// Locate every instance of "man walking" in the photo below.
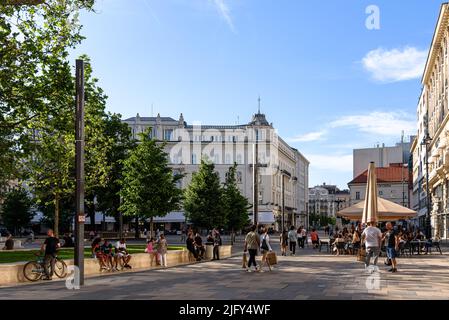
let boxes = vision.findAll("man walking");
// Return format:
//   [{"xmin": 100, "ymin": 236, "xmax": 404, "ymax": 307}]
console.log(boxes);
[
  {"xmin": 361, "ymin": 222, "xmax": 382, "ymax": 272},
  {"xmin": 40, "ymin": 229, "xmax": 60, "ymax": 280},
  {"xmin": 383, "ymin": 222, "xmax": 399, "ymax": 273},
  {"xmin": 288, "ymin": 226, "xmax": 297, "ymax": 256}
]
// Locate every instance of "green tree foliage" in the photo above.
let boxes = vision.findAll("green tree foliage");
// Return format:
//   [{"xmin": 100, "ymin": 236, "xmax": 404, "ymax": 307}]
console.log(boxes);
[
  {"xmin": 223, "ymin": 163, "xmax": 250, "ymax": 232},
  {"xmin": 184, "ymin": 159, "xmax": 226, "ymax": 230},
  {"xmin": 1, "ymin": 188, "xmax": 33, "ymax": 234},
  {"xmin": 96, "ymin": 113, "xmax": 135, "ymax": 226},
  {"xmin": 119, "ymin": 128, "xmax": 183, "ymax": 236}
]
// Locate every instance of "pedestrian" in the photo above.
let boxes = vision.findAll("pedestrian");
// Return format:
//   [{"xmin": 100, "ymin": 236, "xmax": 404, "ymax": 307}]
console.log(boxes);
[
  {"xmin": 383, "ymin": 222, "xmax": 399, "ymax": 273},
  {"xmin": 2, "ymin": 233, "xmax": 14, "ymax": 250},
  {"xmin": 288, "ymin": 226, "xmax": 297, "ymax": 256},
  {"xmin": 300, "ymin": 226, "xmax": 307, "ymax": 248},
  {"xmin": 361, "ymin": 221, "xmax": 382, "ymax": 272},
  {"xmin": 40, "ymin": 229, "xmax": 60, "ymax": 280},
  {"xmin": 145, "ymin": 237, "xmax": 158, "ymax": 266},
  {"xmin": 280, "ymin": 230, "xmax": 288, "ymax": 256},
  {"xmin": 297, "ymin": 226, "xmax": 303, "ymax": 249},
  {"xmin": 157, "ymin": 234, "xmax": 168, "ymax": 267},
  {"xmin": 244, "ymin": 225, "xmax": 260, "ymax": 272},
  {"xmin": 186, "ymin": 231, "xmax": 199, "ymax": 261},
  {"xmin": 180, "ymin": 228, "xmax": 186, "ymax": 243},
  {"xmin": 89, "ymin": 230, "xmax": 95, "ymax": 241},
  {"xmin": 259, "ymin": 227, "xmax": 272, "ymax": 272},
  {"xmin": 213, "ymin": 230, "xmax": 222, "ymax": 260},
  {"xmin": 310, "ymin": 228, "xmax": 319, "ymax": 249}
]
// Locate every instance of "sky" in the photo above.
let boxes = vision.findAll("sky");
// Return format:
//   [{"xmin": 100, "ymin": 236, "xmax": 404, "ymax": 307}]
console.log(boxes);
[{"xmin": 70, "ymin": 0, "xmax": 447, "ymax": 190}]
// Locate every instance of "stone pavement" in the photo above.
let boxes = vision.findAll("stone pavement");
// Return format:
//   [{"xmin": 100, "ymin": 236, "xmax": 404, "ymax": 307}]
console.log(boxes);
[{"xmin": 1, "ymin": 246, "xmax": 448, "ymax": 300}]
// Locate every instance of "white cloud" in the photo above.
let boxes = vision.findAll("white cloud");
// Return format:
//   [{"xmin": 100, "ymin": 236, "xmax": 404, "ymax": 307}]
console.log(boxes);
[
  {"xmin": 362, "ymin": 47, "xmax": 427, "ymax": 82},
  {"xmin": 330, "ymin": 111, "xmax": 416, "ymax": 136},
  {"xmin": 287, "ymin": 130, "xmax": 327, "ymax": 142},
  {"xmin": 212, "ymin": 0, "xmax": 236, "ymax": 33},
  {"xmin": 306, "ymin": 154, "xmax": 353, "ymax": 173}
]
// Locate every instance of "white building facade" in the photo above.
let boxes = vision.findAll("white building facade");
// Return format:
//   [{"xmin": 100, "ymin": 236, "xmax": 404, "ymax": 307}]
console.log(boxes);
[
  {"xmin": 414, "ymin": 3, "xmax": 449, "ymax": 239},
  {"xmin": 123, "ymin": 112, "xmax": 309, "ymax": 231}
]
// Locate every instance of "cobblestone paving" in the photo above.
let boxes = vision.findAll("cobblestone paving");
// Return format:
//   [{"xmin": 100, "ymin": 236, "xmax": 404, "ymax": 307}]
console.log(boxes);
[{"xmin": 1, "ymin": 248, "xmax": 448, "ymax": 300}]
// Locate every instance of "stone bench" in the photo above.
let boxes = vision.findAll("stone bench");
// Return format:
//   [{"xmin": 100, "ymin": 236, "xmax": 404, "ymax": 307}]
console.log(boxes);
[{"xmin": 0, "ymin": 245, "xmax": 232, "ymax": 286}]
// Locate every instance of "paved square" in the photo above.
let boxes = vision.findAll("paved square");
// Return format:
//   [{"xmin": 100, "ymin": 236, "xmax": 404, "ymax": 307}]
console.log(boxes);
[{"xmin": 1, "ymin": 248, "xmax": 448, "ymax": 300}]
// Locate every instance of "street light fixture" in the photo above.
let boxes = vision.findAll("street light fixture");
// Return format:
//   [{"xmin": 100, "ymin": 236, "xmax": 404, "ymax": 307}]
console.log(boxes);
[{"xmin": 421, "ymin": 131, "xmax": 432, "ymax": 239}]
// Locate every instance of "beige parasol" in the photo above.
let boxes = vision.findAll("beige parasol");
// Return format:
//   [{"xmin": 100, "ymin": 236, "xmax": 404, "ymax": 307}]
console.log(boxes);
[
  {"xmin": 337, "ymin": 197, "xmax": 417, "ymax": 221},
  {"xmin": 361, "ymin": 162, "xmax": 378, "ymax": 224}
]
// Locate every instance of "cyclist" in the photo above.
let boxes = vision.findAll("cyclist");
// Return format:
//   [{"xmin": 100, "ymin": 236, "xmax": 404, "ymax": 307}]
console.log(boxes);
[{"xmin": 40, "ymin": 229, "xmax": 60, "ymax": 280}]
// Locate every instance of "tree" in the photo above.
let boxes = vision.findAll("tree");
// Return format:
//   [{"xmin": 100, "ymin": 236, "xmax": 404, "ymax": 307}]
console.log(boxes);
[
  {"xmin": 223, "ymin": 163, "xmax": 250, "ymax": 237},
  {"xmin": 0, "ymin": 1, "xmax": 95, "ymax": 188},
  {"xmin": 96, "ymin": 112, "xmax": 135, "ymax": 230},
  {"xmin": 119, "ymin": 128, "xmax": 183, "ymax": 238},
  {"xmin": 184, "ymin": 159, "xmax": 226, "ymax": 230},
  {"xmin": 1, "ymin": 188, "xmax": 33, "ymax": 235}
]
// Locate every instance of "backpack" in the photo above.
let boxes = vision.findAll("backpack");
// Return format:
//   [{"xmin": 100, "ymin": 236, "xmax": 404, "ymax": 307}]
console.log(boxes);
[{"xmin": 261, "ymin": 235, "xmax": 269, "ymax": 251}]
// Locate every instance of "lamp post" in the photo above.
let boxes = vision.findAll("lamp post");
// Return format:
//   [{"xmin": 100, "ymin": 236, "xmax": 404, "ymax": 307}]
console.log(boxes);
[{"xmin": 421, "ymin": 131, "xmax": 432, "ymax": 239}]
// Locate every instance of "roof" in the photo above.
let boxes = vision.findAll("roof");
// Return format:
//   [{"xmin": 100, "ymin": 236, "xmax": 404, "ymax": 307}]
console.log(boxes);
[
  {"xmin": 123, "ymin": 117, "xmax": 177, "ymax": 122},
  {"xmin": 348, "ymin": 166, "xmax": 409, "ymax": 184}
]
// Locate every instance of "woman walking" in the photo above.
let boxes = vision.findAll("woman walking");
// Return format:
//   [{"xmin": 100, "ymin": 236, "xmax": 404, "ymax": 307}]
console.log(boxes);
[
  {"xmin": 244, "ymin": 225, "xmax": 260, "ymax": 272},
  {"xmin": 157, "ymin": 234, "xmax": 168, "ymax": 267},
  {"xmin": 259, "ymin": 227, "xmax": 272, "ymax": 272},
  {"xmin": 280, "ymin": 230, "xmax": 288, "ymax": 256},
  {"xmin": 145, "ymin": 237, "xmax": 158, "ymax": 266}
]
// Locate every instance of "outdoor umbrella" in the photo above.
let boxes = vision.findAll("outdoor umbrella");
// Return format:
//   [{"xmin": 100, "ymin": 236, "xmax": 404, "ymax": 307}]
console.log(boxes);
[
  {"xmin": 362, "ymin": 162, "xmax": 378, "ymax": 224},
  {"xmin": 337, "ymin": 197, "xmax": 417, "ymax": 221}
]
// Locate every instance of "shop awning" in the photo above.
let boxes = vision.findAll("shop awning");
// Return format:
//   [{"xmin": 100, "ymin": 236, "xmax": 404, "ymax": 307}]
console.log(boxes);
[
  {"xmin": 248, "ymin": 211, "xmax": 275, "ymax": 224},
  {"xmin": 151, "ymin": 211, "xmax": 186, "ymax": 223}
]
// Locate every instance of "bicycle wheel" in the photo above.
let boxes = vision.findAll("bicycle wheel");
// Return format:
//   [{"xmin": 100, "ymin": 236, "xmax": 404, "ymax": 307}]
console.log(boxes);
[
  {"xmin": 23, "ymin": 261, "xmax": 43, "ymax": 282},
  {"xmin": 54, "ymin": 259, "xmax": 68, "ymax": 278}
]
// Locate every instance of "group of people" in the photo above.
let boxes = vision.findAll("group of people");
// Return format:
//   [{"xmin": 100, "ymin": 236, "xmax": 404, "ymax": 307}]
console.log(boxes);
[
  {"xmin": 91, "ymin": 237, "xmax": 132, "ymax": 272},
  {"xmin": 362, "ymin": 221, "xmax": 401, "ymax": 273},
  {"xmin": 279, "ymin": 226, "xmax": 320, "ymax": 256},
  {"xmin": 186, "ymin": 229, "xmax": 222, "ymax": 262},
  {"xmin": 145, "ymin": 234, "xmax": 168, "ymax": 267},
  {"xmin": 244, "ymin": 225, "xmax": 273, "ymax": 272}
]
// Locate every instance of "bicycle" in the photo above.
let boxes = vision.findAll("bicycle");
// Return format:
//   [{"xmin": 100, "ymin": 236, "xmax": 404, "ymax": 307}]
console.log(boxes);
[{"xmin": 23, "ymin": 252, "xmax": 68, "ymax": 282}]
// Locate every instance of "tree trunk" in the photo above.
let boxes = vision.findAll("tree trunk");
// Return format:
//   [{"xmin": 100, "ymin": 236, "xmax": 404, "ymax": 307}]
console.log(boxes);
[
  {"xmin": 87, "ymin": 201, "xmax": 96, "ymax": 232},
  {"xmin": 54, "ymin": 193, "xmax": 60, "ymax": 238},
  {"xmin": 231, "ymin": 228, "xmax": 234, "ymax": 245},
  {"xmin": 134, "ymin": 216, "xmax": 139, "ymax": 239}
]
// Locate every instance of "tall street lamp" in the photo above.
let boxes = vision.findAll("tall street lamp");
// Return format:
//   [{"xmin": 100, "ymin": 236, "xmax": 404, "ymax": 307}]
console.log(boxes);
[{"xmin": 421, "ymin": 132, "xmax": 432, "ymax": 239}]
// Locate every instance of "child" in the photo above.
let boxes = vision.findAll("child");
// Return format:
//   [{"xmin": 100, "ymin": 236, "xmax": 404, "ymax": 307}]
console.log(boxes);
[{"xmin": 145, "ymin": 237, "xmax": 158, "ymax": 266}]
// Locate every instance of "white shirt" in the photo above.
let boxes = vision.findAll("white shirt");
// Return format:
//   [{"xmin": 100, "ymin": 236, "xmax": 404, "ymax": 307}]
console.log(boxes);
[
  {"xmin": 362, "ymin": 226, "xmax": 382, "ymax": 248},
  {"xmin": 116, "ymin": 241, "xmax": 127, "ymax": 250}
]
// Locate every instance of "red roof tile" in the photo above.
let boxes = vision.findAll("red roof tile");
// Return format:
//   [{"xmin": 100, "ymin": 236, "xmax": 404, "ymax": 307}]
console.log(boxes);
[{"xmin": 349, "ymin": 166, "xmax": 409, "ymax": 184}]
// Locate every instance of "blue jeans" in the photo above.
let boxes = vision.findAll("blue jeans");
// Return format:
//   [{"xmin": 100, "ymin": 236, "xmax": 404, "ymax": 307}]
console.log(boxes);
[{"xmin": 365, "ymin": 247, "xmax": 380, "ymax": 267}]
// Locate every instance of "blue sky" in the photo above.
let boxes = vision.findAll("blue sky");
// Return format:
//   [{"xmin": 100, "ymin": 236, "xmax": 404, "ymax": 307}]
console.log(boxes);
[{"xmin": 71, "ymin": 0, "xmax": 446, "ymax": 189}]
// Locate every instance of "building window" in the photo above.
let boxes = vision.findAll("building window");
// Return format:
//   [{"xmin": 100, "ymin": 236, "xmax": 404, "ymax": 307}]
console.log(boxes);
[
  {"xmin": 379, "ymin": 191, "xmax": 383, "ymax": 196},
  {"xmin": 356, "ymin": 192, "xmax": 360, "ymax": 200},
  {"xmin": 164, "ymin": 129, "xmax": 173, "ymax": 141},
  {"xmin": 191, "ymin": 154, "xmax": 197, "ymax": 165},
  {"xmin": 225, "ymin": 154, "xmax": 231, "ymax": 164},
  {"xmin": 237, "ymin": 171, "xmax": 242, "ymax": 184},
  {"xmin": 214, "ymin": 154, "xmax": 220, "ymax": 164},
  {"xmin": 236, "ymin": 154, "xmax": 243, "ymax": 164}
]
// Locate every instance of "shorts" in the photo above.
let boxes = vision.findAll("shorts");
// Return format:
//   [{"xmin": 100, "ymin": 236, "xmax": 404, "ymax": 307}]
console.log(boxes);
[
  {"xmin": 386, "ymin": 247, "xmax": 397, "ymax": 259},
  {"xmin": 117, "ymin": 252, "xmax": 128, "ymax": 258}
]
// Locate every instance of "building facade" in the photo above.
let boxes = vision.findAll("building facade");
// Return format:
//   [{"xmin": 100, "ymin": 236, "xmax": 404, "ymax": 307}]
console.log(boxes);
[
  {"xmin": 414, "ymin": 3, "xmax": 449, "ymax": 239},
  {"xmin": 308, "ymin": 184, "xmax": 350, "ymax": 219},
  {"xmin": 348, "ymin": 165, "xmax": 411, "ymax": 208},
  {"xmin": 123, "ymin": 112, "xmax": 309, "ymax": 232},
  {"xmin": 353, "ymin": 140, "xmax": 413, "ymax": 178}
]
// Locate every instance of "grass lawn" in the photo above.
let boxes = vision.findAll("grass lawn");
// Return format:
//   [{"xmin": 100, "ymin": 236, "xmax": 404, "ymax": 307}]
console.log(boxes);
[{"xmin": 0, "ymin": 245, "xmax": 185, "ymax": 264}]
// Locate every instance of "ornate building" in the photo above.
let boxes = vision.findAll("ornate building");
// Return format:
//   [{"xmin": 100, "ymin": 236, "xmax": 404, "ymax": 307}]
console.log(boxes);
[
  {"xmin": 413, "ymin": 3, "xmax": 449, "ymax": 239},
  {"xmin": 123, "ymin": 111, "xmax": 309, "ymax": 231}
]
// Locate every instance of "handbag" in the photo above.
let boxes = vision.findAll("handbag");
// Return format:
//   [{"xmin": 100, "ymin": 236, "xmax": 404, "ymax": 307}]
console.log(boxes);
[
  {"xmin": 261, "ymin": 235, "xmax": 269, "ymax": 251},
  {"xmin": 242, "ymin": 252, "xmax": 248, "ymax": 268},
  {"xmin": 267, "ymin": 251, "xmax": 277, "ymax": 265}
]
